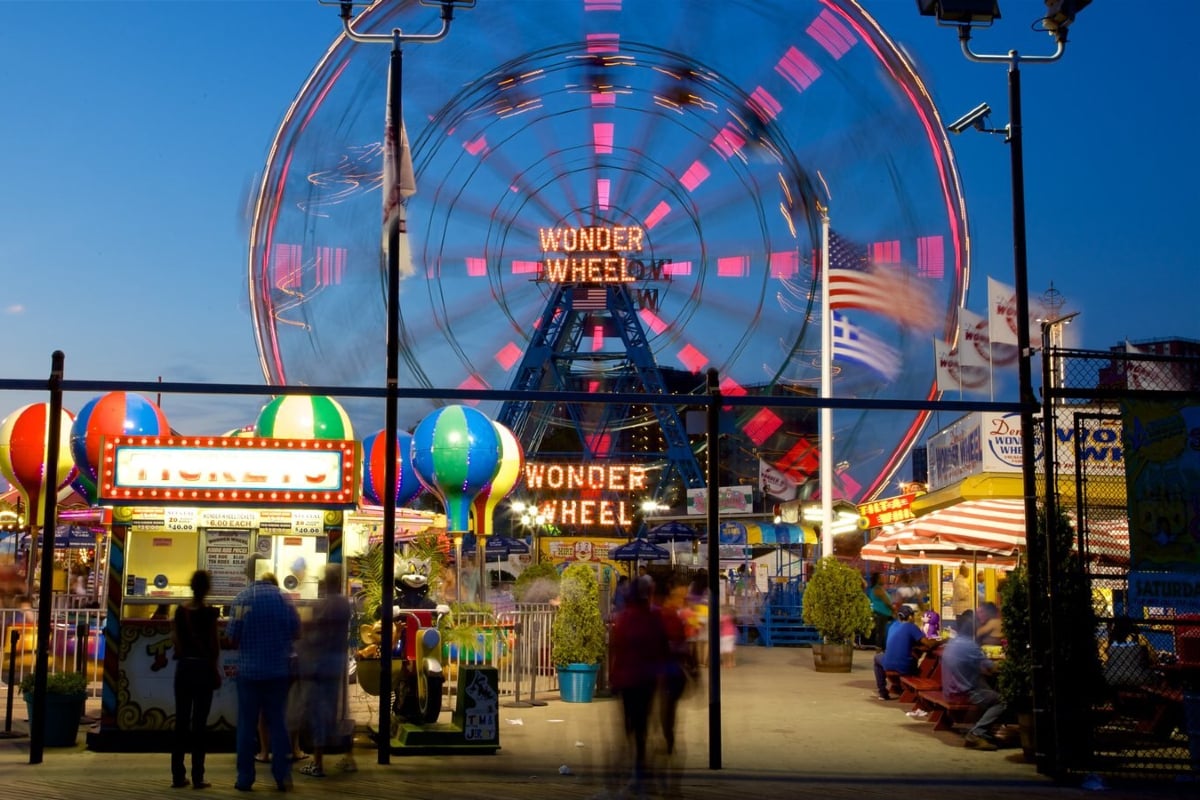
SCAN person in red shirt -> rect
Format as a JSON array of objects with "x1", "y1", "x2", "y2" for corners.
[{"x1": 608, "y1": 575, "x2": 667, "y2": 793}]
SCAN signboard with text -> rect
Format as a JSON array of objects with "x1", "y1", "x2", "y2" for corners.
[{"x1": 98, "y1": 435, "x2": 358, "y2": 507}]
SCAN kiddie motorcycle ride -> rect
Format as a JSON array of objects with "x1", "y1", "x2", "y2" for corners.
[{"x1": 355, "y1": 563, "x2": 448, "y2": 731}]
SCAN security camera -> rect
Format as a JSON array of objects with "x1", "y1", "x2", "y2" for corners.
[{"x1": 946, "y1": 102, "x2": 992, "y2": 134}]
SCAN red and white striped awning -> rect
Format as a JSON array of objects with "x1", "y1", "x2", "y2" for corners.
[
  {"x1": 860, "y1": 527, "x2": 1019, "y2": 570},
  {"x1": 861, "y1": 499, "x2": 1130, "y2": 570},
  {"x1": 897, "y1": 498, "x2": 1027, "y2": 555}
]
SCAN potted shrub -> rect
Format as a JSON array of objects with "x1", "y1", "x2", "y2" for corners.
[
  {"x1": 997, "y1": 562, "x2": 1035, "y2": 759},
  {"x1": 551, "y1": 562, "x2": 606, "y2": 702},
  {"x1": 800, "y1": 556, "x2": 873, "y2": 672},
  {"x1": 20, "y1": 670, "x2": 88, "y2": 747},
  {"x1": 999, "y1": 508, "x2": 1102, "y2": 764}
]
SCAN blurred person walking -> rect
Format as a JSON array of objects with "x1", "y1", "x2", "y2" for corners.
[
  {"x1": 608, "y1": 574, "x2": 668, "y2": 796},
  {"x1": 297, "y1": 564, "x2": 357, "y2": 777},
  {"x1": 170, "y1": 570, "x2": 221, "y2": 789}
]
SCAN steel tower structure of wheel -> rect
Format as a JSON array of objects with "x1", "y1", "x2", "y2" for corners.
[{"x1": 247, "y1": 0, "x2": 970, "y2": 506}]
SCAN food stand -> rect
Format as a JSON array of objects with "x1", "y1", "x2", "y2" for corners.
[{"x1": 86, "y1": 433, "x2": 358, "y2": 751}]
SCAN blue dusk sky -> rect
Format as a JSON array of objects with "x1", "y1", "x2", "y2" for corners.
[{"x1": 1, "y1": 0, "x2": 1197, "y2": 446}]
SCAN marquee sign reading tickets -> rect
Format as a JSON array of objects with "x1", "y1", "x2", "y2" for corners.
[{"x1": 98, "y1": 435, "x2": 358, "y2": 508}]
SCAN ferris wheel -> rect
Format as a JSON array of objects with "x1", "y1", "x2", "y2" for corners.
[{"x1": 247, "y1": 0, "x2": 969, "y2": 503}]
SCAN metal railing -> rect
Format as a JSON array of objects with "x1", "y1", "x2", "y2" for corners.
[
  {"x1": 0, "y1": 607, "x2": 105, "y2": 701},
  {"x1": 346, "y1": 604, "x2": 560, "y2": 718}
]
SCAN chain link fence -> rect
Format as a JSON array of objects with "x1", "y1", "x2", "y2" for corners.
[{"x1": 1042, "y1": 344, "x2": 1200, "y2": 780}]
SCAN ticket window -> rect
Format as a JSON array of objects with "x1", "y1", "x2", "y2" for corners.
[
  {"x1": 256, "y1": 533, "x2": 328, "y2": 601},
  {"x1": 123, "y1": 529, "x2": 203, "y2": 615}
]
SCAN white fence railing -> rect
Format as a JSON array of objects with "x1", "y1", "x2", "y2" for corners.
[
  {"x1": 0, "y1": 607, "x2": 106, "y2": 700},
  {"x1": 436, "y1": 604, "x2": 560, "y2": 701}
]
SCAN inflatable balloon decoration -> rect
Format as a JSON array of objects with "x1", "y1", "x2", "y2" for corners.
[
  {"x1": 70, "y1": 471, "x2": 99, "y2": 506},
  {"x1": 70, "y1": 391, "x2": 170, "y2": 506},
  {"x1": 361, "y1": 429, "x2": 423, "y2": 507},
  {"x1": 470, "y1": 421, "x2": 525, "y2": 538},
  {"x1": 410, "y1": 406, "x2": 501, "y2": 534},
  {"x1": 255, "y1": 395, "x2": 354, "y2": 440},
  {"x1": 0, "y1": 403, "x2": 77, "y2": 524}
]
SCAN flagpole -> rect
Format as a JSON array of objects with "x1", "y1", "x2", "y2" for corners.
[
  {"x1": 819, "y1": 209, "x2": 833, "y2": 558},
  {"x1": 334, "y1": 0, "x2": 467, "y2": 766}
]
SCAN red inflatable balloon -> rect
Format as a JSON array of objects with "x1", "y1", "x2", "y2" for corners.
[{"x1": 0, "y1": 403, "x2": 77, "y2": 522}]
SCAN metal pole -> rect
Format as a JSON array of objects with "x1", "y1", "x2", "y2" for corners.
[
  {"x1": 334, "y1": 3, "x2": 465, "y2": 761},
  {"x1": 704, "y1": 368, "x2": 722, "y2": 769},
  {"x1": 375, "y1": 35, "x2": 403, "y2": 765},
  {"x1": 1005, "y1": 59, "x2": 1060, "y2": 779},
  {"x1": 955, "y1": 26, "x2": 1066, "y2": 778},
  {"x1": 30, "y1": 349, "x2": 65, "y2": 764},
  {"x1": 819, "y1": 210, "x2": 834, "y2": 557},
  {"x1": 3, "y1": 629, "x2": 20, "y2": 737}
]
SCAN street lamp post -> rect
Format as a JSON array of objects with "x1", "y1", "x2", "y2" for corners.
[
  {"x1": 327, "y1": 0, "x2": 472, "y2": 765},
  {"x1": 918, "y1": 0, "x2": 1089, "y2": 778}
]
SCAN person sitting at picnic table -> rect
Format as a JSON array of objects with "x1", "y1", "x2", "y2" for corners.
[
  {"x1": 974, "y1": 601, "x2": 1004, "y2": 647},
  {"x1": 873, "y1": 606, "x2": 938, "y2": 701},
  {"x1": 941, "y1": 610, "x2": 1006, "y2": 750}
]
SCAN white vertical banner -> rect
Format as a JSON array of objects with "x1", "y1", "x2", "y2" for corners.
[
  {"x1": 933, "y1": 338, "x2": 963, "y2": 397},
  {"x1": 987, "y1": 276, "x2": 1019, "y2": 347},
  {"x1": 958, "y1": 308, "x2": 991, "y2": 369}
]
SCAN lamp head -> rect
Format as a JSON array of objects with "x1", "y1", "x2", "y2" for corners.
[
  {"x1": 916, "y1": 0, "x2": 1001, "y2": 26},
  {"x1": 1042, "y1": 1, "x2": 1091, "y2": 34}
]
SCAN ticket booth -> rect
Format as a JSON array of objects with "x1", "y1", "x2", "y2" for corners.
[{"x1": 87, "y1": 434, "x2": 358, "y2": 751}]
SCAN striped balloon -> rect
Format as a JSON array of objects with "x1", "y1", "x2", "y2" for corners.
[
  {"x1": 71, "y1": 470, "x2": 98, "y2": 506},
  {"x1": 410, "y1": 406, "x2": 501, "y2": 534},
  {"x1": 70, "y1": 391, "x2": 171, "y2": 483},
  {"x1": 255, "y1": 395, "x2": 354, "y2": 440},
  {"x1": 0, "y1": 403, "x2": 77, "y2": 522},
  {"x1": 361, "y1": 429, "x2": 423, "y2": 508},
  {"x1": 470, "y1": 422, "x2": 525, "y2": 537}
]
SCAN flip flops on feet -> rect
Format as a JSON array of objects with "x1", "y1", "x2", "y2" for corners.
[{"x1": 299, "y1": 763, "x2": 325, "y2": 778}]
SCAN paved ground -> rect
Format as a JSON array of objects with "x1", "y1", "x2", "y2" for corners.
[{"x1": 1, "y1": 646, "x2": 1195, "y2": 799}]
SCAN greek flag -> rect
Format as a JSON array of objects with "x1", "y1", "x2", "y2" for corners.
[{"x1": 831, "y1": 311, "x2": 900, "y2": 381}]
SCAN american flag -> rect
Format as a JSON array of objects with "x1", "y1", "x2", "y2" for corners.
[
  {"x1": 573, "y1": 286, "x2": 609, "y2": 310},
  {"x1": 826, "y1": 231, "x2": 936, "y2": 329},
  {"x1": 831, "y1": 311, "x2": 900, "y2": 381}
]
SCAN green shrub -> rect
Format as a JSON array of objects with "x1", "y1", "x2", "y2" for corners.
[
  {"x1": 551, "y1": 563, "x2": 606, "y2": 666},
  {"x1": 19, "y1": 670, "x2": 88, "y2": 696},
  {"x1": 801, "y1": 556, "x2": 873, "y2": 645}
]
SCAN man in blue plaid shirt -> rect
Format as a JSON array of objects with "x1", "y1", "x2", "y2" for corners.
[{"x1": 227, "y1": 554, "x2": 301, "y2": 791}]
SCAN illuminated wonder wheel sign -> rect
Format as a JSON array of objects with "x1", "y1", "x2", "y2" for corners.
[{"x1": 248, "y1": 1, "x2": 969, "y2": 502}]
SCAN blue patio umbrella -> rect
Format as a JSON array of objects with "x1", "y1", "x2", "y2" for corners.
[
  {"x1": 646, "y1": 521, "x2": 703, "y2": 543},
  {"x1": 610, "y1": 537, "x2": 669, "y2": 573},
  {"x1": 462, "y1": 535, "x2": 530, "y2": 561}
]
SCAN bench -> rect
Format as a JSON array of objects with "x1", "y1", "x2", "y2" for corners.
[
  {"x1": 917, "y1": 690, "x2": 981, "y2": 732},
  {"x1": 898, "y1": 650, "x2": 943, "y2": 703},
  {"x1": 899, "y1": 676, "x2": 940, "y2": 704}
]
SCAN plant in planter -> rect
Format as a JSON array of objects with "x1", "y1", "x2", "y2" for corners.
[
  {"x1": 801, "y1": 556, "x2": 873, "y2": 672},
  {"x1": 999, "y1": 508, "x2": 1102, "y2": 764},
  {"x1": 551, "y1": 562, "x2": 606, "y2": 702},
  {"x1": 20, "y1": 670, "x2": 88, "y2": 747}
]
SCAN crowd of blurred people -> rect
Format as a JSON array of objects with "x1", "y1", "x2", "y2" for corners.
[{"x1": 603, "y1": 568, "x2": 727, "y2": 797}]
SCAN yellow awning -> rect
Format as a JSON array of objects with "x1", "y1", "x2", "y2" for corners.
[{"x1": 912, "y1": 472, "x2": 1127, "y2": 516}]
